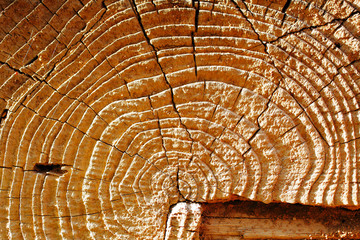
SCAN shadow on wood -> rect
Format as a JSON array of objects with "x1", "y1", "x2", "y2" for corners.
[{"x1": 200, "y1": 200, "x2": 360, "y2": 239}]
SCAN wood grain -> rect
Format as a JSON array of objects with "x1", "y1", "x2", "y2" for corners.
[
  {"x1": 201, "y1": 200, "x2": 360, "y2": 239},
  {"x1": 0, "y1": 0, "x2": 360, "y2": 239}
]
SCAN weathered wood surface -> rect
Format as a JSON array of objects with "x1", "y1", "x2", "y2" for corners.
[
  {"x1": 0, "y1": 0, "x2": 360, "y2": 239},
  {"x1": 200, "y1": 200, "x2": 360, "y2": 239}
]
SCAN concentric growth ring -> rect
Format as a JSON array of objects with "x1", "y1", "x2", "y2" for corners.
[{"x1": 0, "y1": 0, "x2": 360, "y2": 239}]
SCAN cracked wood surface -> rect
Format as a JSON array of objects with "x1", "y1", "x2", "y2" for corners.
[{"x1": 0, "y1": 0, "x2": 360, "y2": 239}]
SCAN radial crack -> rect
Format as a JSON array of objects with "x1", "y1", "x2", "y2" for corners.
[
  {"x1": 281, "y1": 0, "x2": 292, "y2": 13},
  {"x1": 230, "y1": 0, "x2": 268, "y2": 54},
  {"x1": 128, "y1": 0, "x2": 194, "y2": 143},
  {"x1": 0, "y1": 61, "x2": 39, "y2": 81},
  {"x1": 269, "y1": 10, "x2": 359, "y2": 44},
  {"x1": 147, "y1": 96, "x2": 169, "y2": 165},
  {"x1": 191, "y1": 0, "x2": 199, "y2": 77},
  {"x1": 16, "y1": 103, "x2": 123, "y2": 154}
]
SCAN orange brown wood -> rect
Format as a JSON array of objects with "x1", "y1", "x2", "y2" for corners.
[{"x1": 1, "y1": 0, "x2": 360, "y2": 239}]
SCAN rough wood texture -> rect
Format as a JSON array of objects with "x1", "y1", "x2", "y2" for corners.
[
  {"x1": 201, "y1": 200, "x2": 360, "y2": 239},
  {"x1": 0, "y1": 0, "x2": 360, "y2": 239}
]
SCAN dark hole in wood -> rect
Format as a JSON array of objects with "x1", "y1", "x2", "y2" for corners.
[
  {"x1": 25, "y1": 55, "x2": 38, "y2": 66},
  {"x1": 34, "y1": 163, "x2": 67, "y2": 174},
  {"x1": 335, "y1": 42, "x2": 341, "y2": 48},
  {"x1": 281, "y1": 0, "x2": 292, "y2": 13},
  {"x1": 0, "y1": 109, "x2": 8, "y2": 124},
  {"x1": 200, "y1": 200, "x2": 360, "y2": 239}
]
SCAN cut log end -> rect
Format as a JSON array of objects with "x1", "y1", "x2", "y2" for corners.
[{"x1": 1, "y1": 0, "x2": 360, "y2": 239}]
